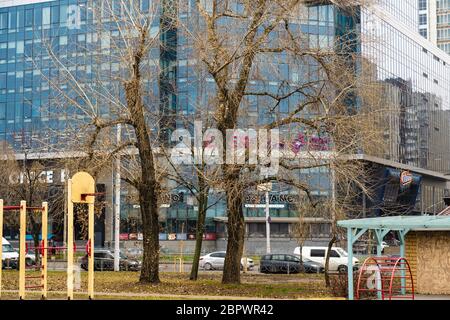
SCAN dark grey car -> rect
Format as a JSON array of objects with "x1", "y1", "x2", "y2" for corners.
[
  {"x1": 259, "y1": 254, "x2": 324, "y2": 274},
  {"x1": 80, "y1": 250, "x2": 141, "y2": 271}
]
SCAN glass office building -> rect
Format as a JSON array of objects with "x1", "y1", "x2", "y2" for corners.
[
  {"x1": 360, "y1": 3, "x2": 450, "y2": 217},
  {"x1": 417, "y1": 0, "x2": 450, "y2": 55},
  {"x1": 1, "y1": 1, "x2": 449, "y2": 250}
]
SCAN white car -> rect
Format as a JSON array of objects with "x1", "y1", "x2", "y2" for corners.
[
  {"x1": 2, "y1": 237, "x2": 37, "y2": 268},
  {"x1": 293, "y1": 246, "x2": 359, "y2": 273},
  {"x1": 199, "y1": 251, "x2": 254, "y2": 270}
]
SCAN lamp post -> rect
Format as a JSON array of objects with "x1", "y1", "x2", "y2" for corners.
[
  {"x1": 257, "y1": 175, "x2": 272, "y2": 254},
  {"x1": 114, "y1": 124, "x2": 121, "y2": 271}
]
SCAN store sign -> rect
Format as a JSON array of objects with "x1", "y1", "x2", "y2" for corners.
[
  {"x1": 159, "y1": 193, "x2": 184, "y2": 204},
  {"x1": 245, "y1": 194, "x2": 299, "y2": 204},
  {"x1": 9, "y1": 169, "x2": 69, "y2": 185},
  {"x1": 168, "y1": 233, "x2": 177, "y2": 240},
  {"x1": 129, "y1": 233, "x2": 138, "y2": 240},
  {"x1": 400, "y1": 171, "x2": 413, "y2": 186},
  {"x1": 188, "y1": 234, "x2": 196, "y2": 240},
  {"x1": 203, "y1": 233, "x2": 217, "y2": 241}
]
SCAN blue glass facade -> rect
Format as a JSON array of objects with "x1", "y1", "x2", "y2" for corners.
[
  {"x1": 0, "y1": 0, "x2": 160, "y2": 152},
  {"x1": 1, "y1": 1, "x2": 449, "y2": 241}
]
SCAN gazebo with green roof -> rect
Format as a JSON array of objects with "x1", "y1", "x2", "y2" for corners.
[{"x1": 337, "y1": 215, "x2": 450, "y2": 300}]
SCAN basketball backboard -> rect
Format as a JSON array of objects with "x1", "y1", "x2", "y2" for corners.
[{"x1": 71, "y1": 172, "x2": 95, "y2": 204}]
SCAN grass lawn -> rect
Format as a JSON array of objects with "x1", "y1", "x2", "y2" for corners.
[{"x1": 0, "y1": 270, "x2": 335, "y2": 300}]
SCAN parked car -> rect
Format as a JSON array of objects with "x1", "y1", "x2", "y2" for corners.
[
  {"x1": 293, "y1": 246, "x2": 359, "y2": 273},
  {"x1": 2, "y1": 237, "x2": 36, "y2": 269},
  {"x1": 259, "y1": 254, "x2": 324, "y2": 274},
  {"x1": 80, "y1": 249, "x2": 141, "y2": 271},
  {"x1": 354, "y1": 240, "x2": 390, "y2": 255},
  {"x1": 199, "y1": 251, "x2": 254, "y2": 270}
]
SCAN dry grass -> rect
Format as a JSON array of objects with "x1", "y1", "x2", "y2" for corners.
[{"x1": 0, "y1": 271, "x2": 333, "y2": 300}]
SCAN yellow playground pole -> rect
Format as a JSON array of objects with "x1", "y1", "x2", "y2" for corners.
[
  {"x1": 19, "y1": 200, "x2": 26, "y2": 300},
  {"x1": 67, "y1": 179, "x2": 74, "y2": 300},
  {"x1": 69, "y1": 172, "x2": 96, "y2": 300},
  {"x1": 0, "y1": 199, "x2": 3, "y2": 299},
  {"x1": 88, "y1": 200, "x2": 95, "y2": 299},
  {"x1": 41, "y1": 202, "x2": 48, "y2": 299}
]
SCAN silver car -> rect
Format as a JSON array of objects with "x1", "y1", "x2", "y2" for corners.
[{"x1": 199, "y1": 251, "x2": 254, "y2": 270}]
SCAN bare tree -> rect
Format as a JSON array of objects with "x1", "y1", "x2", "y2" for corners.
[
  {"x1": 39, "y1": 0, "x2": 388, "y2": 287},
  {"x1": 0, "y1": 143, "x2": 65, "y2": 265},
  {"x1": 172, "y1": 0, "x2": 384, "y2": 284},
  {"x1": 43, "y1": 0, "x2": 167, "y2": 283}
]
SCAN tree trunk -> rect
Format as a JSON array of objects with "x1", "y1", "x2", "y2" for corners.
[
  {"x1": 190, "y1": 207, "x2": 206, "y2": 281},
  {"x1": 139, "y1": 186, "x2": 160, "y2": 284},
  {"x1": 190, "y1": 174, "x2": 209, "y2": 281},
  {"x1": 124, "y1": 47, "x2": 161, "y2": 284},
  {"x1": 324, "y1": 234, "x2": 337, "y2": 287},
  {"x1": 222, "y1": 191, "x2": 245, "y2": 284}
]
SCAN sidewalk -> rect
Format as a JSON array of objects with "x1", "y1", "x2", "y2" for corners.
[
  {"x1": 0, "y1": 289, "x2": 341, "y2": 300},
  {"x1": 413, "y1": 295, "x2": 450, "y2": 300}
]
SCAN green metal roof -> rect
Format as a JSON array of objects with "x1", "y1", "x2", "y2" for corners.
[{"x1": 337, "y1": 215, "x2": 450, "y2": 230}]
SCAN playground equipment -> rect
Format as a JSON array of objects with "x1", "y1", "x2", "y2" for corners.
[
  {"x1": 173, "y1": 257, "x2": 184, "y2": 272},
  {"x1": 0, "y1": 171, "x2": 98, "y2": 300},
  {"x1": 356, "y1": 256, "x2": 415, "y2": 300},
  {"x1": 0, "y1": 200, "x2": 48, "y2": 299},
  {"x1": 68, "y1": 171, "x2": 99, "y2": 300}
]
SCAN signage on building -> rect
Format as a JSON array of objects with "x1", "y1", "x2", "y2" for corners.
[
  {"x1": 129, "y1": 233, "x2": 138, "y2": 240},
  {"x1": 400, "y1": 170, "x2": 413, "y2": 186},
  {"x1": 159, "y1": 193, "x2": 184, "y2": 204},
  {"x1": 188, "y1": 234, "x2": 196, "y2": 240},
  {"x1": 244, "y1": 194, "x2": 299, "y2": 204},
  {"x1": 168, "y1": 233, "x2": 177, "y2": 241},
  {"x1": 9, "y1": 169, "x2": 69, "y2": 185},
  {"x1": 203, "y1": 233, "x2": 217, "y2": 241},
  {"x1": 134, "y1": 193, "x2": 184, "y2": 209}
]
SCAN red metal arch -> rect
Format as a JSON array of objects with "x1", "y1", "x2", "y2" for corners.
[
  {"x1": 356, "y1": 256, "x2": 414, "y2": 300},
  {"x1": 388, "y1": 257, "x2": 415, "y2": 300}
]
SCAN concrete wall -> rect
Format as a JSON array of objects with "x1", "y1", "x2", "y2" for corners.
[
  {"x1": 406, "y1": 231, "x2": 450, "y2": 294},
  {"x1": 216, "y1": 238, "x2": 331, "y2": 255},
  {"x1": 117, "y1": 240, "x2": 217, "y2": 255},
  {"x1": 114, "y1": 237, "x2": 331, "y2": 255}
]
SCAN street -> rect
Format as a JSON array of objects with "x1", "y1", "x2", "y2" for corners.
[{"x1": 43, "y1": 261, "x2": 259, "y2": 274}]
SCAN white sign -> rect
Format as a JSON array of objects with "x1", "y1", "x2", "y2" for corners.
[
  {"x1": 9, "y1": 169, "x2": 69, "y2": 185},
  {"x1": 244, "y1": 204, "x2": 285, "y2": 209}
]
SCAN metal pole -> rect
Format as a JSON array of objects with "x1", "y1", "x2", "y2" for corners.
[
  {"x1": 63, "y1": 169, "x2": 67, "y2": 260},
  {"x1": 399, "y1": 230, "x2": 406, "y2": 295},
  {"x1": 265, "y1": 189, "x2": 270, "y2": 253},
  {"x1": 19, "y1": 200, "x2": 26, "y2": 300},
  {"x1": 265, "y1": 173, "x2": 270, "y2": 254},
  {"x1": 67, "y1": 179, "x2": 74, "y2": 300},
  {"x1": 375, "y1": 230, "x2": 382, "y2": 300},
  {"x1": 41, "y1": 202, "x2": 48, "y2": 299},
  {"x1": 114, "y1": 124, "x2": 121, "y2": 271},
  {"x1": 347, "y1": 227, "x2": 353, "y2": 300},
  {"x1": 88, "y1": 201, "x2": 95, "y2": 299}
]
